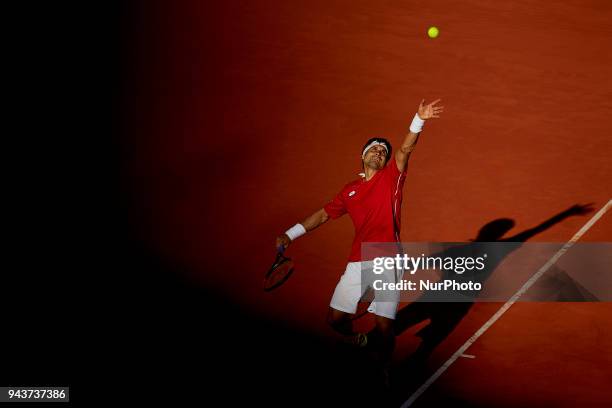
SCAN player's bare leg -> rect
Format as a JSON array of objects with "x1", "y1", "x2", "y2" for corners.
[
  {"x1": 374, "y1": 315, "x2": 395, "y2": 359},
  {"x1": 374, "y1": 315, "x2": 395, "y2": 387},
  {"x1": 327, "y1": 307, "x2": 353, "y2": 335},
  {"x1": 327, "y1": 307, "x2": 368, "y2": 347}
]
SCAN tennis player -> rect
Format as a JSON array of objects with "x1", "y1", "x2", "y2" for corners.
[{"x1": 276, "y1": 99, "x2": 443, "y2": 378}]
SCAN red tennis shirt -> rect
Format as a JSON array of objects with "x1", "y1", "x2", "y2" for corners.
[{"x1": 324, "y1": 161, "x2": 407, "y2": 262}]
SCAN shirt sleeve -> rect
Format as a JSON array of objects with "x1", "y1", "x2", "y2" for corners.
[
  {"x1": 384, "y1": 159, "x2": 408, "y2": 178},
  {"x1": 382, "y1": 160, "x2": 408, "y2": 197},
  {"x1": 323, "y1": 190, "x2": 347, "y2": 220}
]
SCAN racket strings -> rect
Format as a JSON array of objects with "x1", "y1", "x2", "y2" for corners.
[{"x1": 263, "y1": 257, "x2": 294, "y2": 291}]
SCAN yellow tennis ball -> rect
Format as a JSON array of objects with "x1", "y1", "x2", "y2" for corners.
[{"x1": 427, "y1": 26, "x2": 439, "y2": 38}]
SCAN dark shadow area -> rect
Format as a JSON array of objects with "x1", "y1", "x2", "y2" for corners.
[
  {"x1": 0, "y1": 1, "x2": 124, "y2": 398},
  {"x1": 101, "y1": 236, "x2": 402, "y2": 407}
]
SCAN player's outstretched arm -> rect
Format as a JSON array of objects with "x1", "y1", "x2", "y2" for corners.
[
  {"x1": 276, "y1": 208, "x2": 330, "y2": 251},
  {"x1": 395, "y1": 99, "x2": 444, "y2": 171}
]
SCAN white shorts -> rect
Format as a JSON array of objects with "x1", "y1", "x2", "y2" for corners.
[{"x1": 330, "y1": 260, "x2": 402, "y2": 320}]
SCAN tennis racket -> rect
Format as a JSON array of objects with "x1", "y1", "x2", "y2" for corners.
[{"x1": 263, "y1": 247, "x2": 295, "y2": 292}]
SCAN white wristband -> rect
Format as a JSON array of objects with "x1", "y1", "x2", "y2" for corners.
[
  {"x1": 285, "y1": 223, "x2": 306, "y2": 241},
  {"x1": 409, "y1": 113, "x2": 425, "y2": 133}
]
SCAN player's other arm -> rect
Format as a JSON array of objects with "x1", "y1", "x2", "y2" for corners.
[
  {"x1": 276, "y1": 208, "x2": 330, "y2": 250},
  {"x1": 395, "y1": 99, "x2": 444, "y2": 171}
]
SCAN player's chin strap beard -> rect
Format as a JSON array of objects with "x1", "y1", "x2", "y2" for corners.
[{"x1": 358, "y1": 157, "x2": 384, "y2": 178}]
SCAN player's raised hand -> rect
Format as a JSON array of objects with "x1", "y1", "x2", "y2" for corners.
[
  {"x1": 417, "y1": 99, "x2": 444, "y2": 120},
  {"x1": 565, "y1": 203, "x2": 595, "y2": 216}
]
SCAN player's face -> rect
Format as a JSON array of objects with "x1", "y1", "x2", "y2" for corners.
[{"x1": 363, "y1": 145, "x2": 387, "y2": 170}]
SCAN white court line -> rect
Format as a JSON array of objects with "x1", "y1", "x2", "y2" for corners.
[{"x1": 401, "y1": 199, "x2": 612, "y2": 408}]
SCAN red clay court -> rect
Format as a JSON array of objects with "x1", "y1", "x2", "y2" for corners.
[{"x1": 122, "y1": 1, "x2": 612, "y2": 406}]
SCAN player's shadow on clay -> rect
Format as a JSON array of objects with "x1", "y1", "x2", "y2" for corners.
[{"x1": 370, "y1": 203, "x2": 594, "y2": 394}]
